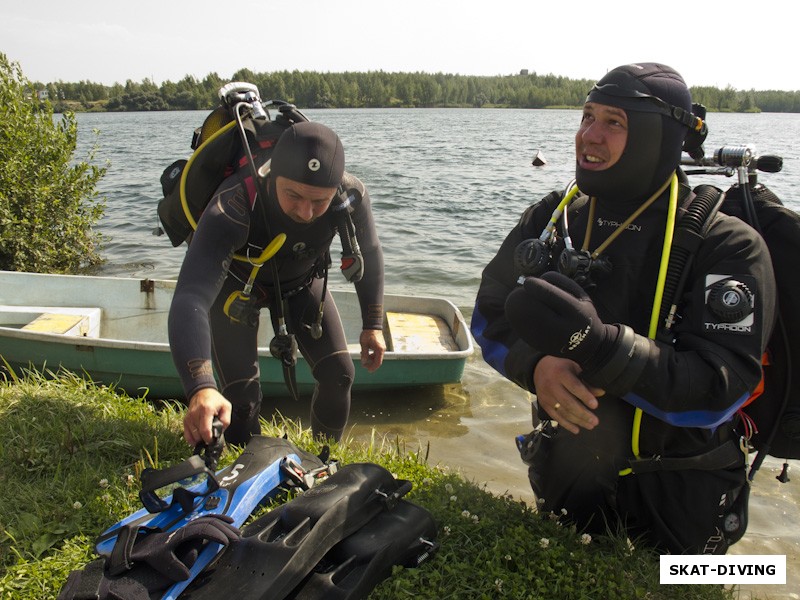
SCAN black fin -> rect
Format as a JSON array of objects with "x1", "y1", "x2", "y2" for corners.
[{"x1": 184, "y1": 463, "x2": 411, "y2": 600}]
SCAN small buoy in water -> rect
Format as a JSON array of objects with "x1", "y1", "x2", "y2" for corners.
[{"x1": 532, "y1": 150, "x2": 547, "y2": 167}]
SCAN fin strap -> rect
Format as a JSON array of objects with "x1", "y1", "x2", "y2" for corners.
[{"x1": 107, "y1": 525, "x2": 155, "y2": 576}]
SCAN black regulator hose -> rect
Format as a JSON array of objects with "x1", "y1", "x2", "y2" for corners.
[{"x1": 657, "y1": 184, "x2": 726, "y2": 338}]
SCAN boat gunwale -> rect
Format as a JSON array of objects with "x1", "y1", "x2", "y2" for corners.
[{"x1": 0, "y1": 272, "x2": 475, "y2": 360}]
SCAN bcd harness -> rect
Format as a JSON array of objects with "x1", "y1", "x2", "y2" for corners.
[
  {"x1": 156, "y1": 82, "x2": 364, "y2": 401},
  {"x1": 517, "y1": 175, "x2": 748, "y2": 479},
  {"x1": 526, "y1": 163, "x2": 799, "y2": 487}
]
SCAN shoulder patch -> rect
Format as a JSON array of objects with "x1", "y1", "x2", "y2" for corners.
[{"x1": 703, "y1": 274, "x2": 756, "y2": 334}]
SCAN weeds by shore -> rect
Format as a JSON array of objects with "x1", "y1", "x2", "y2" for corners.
[{"x1": 0, "y1": 369, "x2": 735, "y2": 599}]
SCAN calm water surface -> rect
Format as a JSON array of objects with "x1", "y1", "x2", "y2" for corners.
[{"x1": 75, "y1": 108, "x2": 800, "y2": 597}]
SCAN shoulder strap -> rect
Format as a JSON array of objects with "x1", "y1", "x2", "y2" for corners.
[
  {"x1": 656, "y1": 184, "x2": 726, "y2": 341},
  {"x1": 330, "y1": 186, "x2": 364, "y2": 282}
]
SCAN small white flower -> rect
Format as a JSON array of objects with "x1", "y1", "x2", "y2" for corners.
[
  {"x1": 472, "y1": 514, "x2": 479, "y2": 524},
  {"x1": 72, "y1": 501, "x2": 82, "y2": 510},
  {"x1": 560, "y1": 508, "x2": 568, "y2": 516},
  {"x1": 443, "y1": 525, "x2": 451, "y2": 536},
  {"x1": 98, "y1": 478, "x2": 109, "y2": 489},
  {"x1": 445, "y1": 483, "x2": 454, "y2": 494},
  {"x1": 422, "y1": 478, "x2": 433, "y2": 486},
  {"x1": 581, "y1": 533, "x2": 592, "y2": 545},
  {"x1": 461, "y1": 510, "x2": 471, "y2": 519},
  {"x1": 539, "y1": 538, "x2": 550, "y2": 548},
  {"x1": 495, "y1": 578, "x2": 503, "y2": 591},
  {"x1": 450, "y1": 495, "x2": 458, "y2": 502},
  {"x1": 536, "y1": 497, "x2": 545, "y2": 507},
  {"x1": 505, "y1": 554, "x2": 512, "y2": 561}
]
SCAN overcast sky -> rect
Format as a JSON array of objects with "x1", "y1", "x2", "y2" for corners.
[{"x1": 2, "y1": 0, "x2": 794, "y2": 91}]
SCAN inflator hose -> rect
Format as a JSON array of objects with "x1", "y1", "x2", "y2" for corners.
[{"x1": 657, "y1": 185, "x2": 725, "y2": 338}]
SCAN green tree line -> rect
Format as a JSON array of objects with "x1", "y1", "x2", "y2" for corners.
[{"x1": 30, "y1": 70, "x2": 800, "y2": 113}]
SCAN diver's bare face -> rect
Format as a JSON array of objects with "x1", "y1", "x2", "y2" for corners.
[
  {"x1": 276, "y1": 176, "x2": 337, "y2": 224},
  {"x1": 575, "y1": 102, "x2": 629, "y2": 171}
]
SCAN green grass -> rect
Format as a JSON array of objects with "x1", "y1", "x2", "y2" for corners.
[{"x1": 0, "y1": 368, "x2": 737, "y2": 599}]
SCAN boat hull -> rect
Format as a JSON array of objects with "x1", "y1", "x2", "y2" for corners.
[{"x1": 0, "y1": 271, "x2": 473, "y2": 399}]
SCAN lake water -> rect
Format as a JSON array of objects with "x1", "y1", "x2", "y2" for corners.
[{"x1": 75, "y1": 108, "x2": 800, "y2": 597}]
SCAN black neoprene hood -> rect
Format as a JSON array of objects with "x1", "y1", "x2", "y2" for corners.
[
  {"x1": 270, "y1": 121, "x2": 345, "y2": 188},
  {"x1": 576, "y1": 63, "x2": 693, "y2": 202}
]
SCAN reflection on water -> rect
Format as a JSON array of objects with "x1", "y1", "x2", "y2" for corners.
[
  {"x1": 728, "y1": 459, "x2": 800, "y2": 598},
  {"x1": 269, "y1": 380, "x2": 473, "y2": 441}
]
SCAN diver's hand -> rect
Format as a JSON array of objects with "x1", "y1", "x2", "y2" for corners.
[
  {"x1": 533, "y1": 356, "x2": 604, "y2": 434},
  {"x1": 184, "y1": 388, "x2": 231, "y2": 446},
  {"x1": 506, "y1": 271, "x2": 620, "y2": 368},
  {"x1": 359, "y1": 329, "x2": 386, "y2": 372}
]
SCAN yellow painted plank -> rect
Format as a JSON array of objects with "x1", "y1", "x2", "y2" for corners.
[
  {"x1": 385, "y1": 312, "x2": 457, "y2": 353},
  {"x1": 22, "y1": 313, "x2": 85, "y2": 335}
]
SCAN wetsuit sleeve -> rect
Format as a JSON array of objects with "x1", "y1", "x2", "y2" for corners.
[
  {"x1": 168, "y1": 178, "x2": 250, "y2": 399},
  {"x1": 346, "y1": 174, "x2": 385, "y2": 331},
  {"x1": 617, "y1": 215, "x2": 776, "y2": 428},
  {"x1": 471, "y1": 195, "x2": 558, "y2": 391}
]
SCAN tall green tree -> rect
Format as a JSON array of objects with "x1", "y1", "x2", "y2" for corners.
[{"x1": 0, "y1": 54, "x2": 106, "y2": 273}]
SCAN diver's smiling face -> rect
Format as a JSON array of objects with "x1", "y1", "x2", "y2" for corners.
[
  {"x1": 575, "y1": 102, "x2": 629, "y2": 171},
  {"x1": 275, "y1": 176, "x2": 337, "y2": 224}
]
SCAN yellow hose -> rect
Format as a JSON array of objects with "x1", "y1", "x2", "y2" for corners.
[
  {"x1": 179, "y1": 120, "x2": 237, "y2": 231},
  {"x1": 619, "y1": 173, "x2": 679, "y2": 475},
  {"x1": 179, "y1": 119, "x2": 279, "y2": 263}
]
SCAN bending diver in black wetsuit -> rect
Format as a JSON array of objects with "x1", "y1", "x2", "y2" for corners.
[{"x1": 169, "y1": 121, "x2": 386, "y2": 446}]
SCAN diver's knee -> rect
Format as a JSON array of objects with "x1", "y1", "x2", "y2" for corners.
[{"x1": 314, "y1": 352, "x2": 354, "y2": 389}]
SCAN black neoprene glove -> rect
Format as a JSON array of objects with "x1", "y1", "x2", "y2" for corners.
[
  {"x1": 107, "y1": 514, "x2": 241, "y2": 582},
  {"x1": 505, "y1": 271, "x2": 619, "y2": 366},
  {"x1": 505, "y1": 271, "x2": 651, "y2": 393}
]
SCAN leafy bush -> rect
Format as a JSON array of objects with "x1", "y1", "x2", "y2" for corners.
[{"x1": 0, "y1": 53, "x2": 106, "y2": 273}]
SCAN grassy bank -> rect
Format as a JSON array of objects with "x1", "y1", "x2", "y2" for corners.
[{"x1": 0, "y1": 369, "x2": 734, "y2": 599}]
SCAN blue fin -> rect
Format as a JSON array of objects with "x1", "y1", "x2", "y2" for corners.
[{"x1": 88, "y1": 435, "x2": 326, "y2": 600}]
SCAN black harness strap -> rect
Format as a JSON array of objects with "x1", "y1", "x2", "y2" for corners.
[{"x1": 629, "y1": 439, "x2": 744, "y2": 474}]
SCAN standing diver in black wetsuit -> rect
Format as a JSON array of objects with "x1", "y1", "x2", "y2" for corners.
[
  {"x1": 471, "y1": 63, "x2": 776, "y2": 554},
  {"x1": 169, "y1": 121, "x2": 385, "y2": 447}
]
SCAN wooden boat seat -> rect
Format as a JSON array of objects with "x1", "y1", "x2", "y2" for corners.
[
  {"x1": 0, "y1": 305, "x2": 101, "y2": 337},
  {"x1": 384, "y1": 311, "x2": 459, "y2": 353}
]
